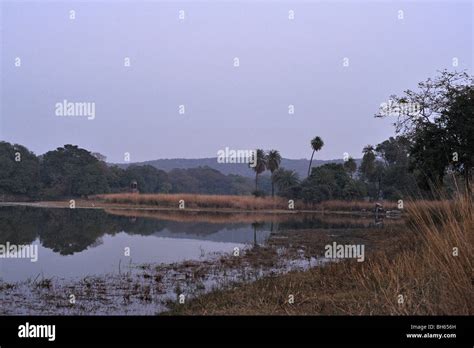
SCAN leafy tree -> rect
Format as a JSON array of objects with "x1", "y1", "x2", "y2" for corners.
[
  {"x1": 266, "y1": 150, "x2": 282, "y2": 197},
  {"x1": 375, "y1": 136, "x2": 418, "y2": 199},
  {"x1": 40, "y1": 145, "x2": 109, "y2": 197},
  {"x1": 0, "y1": 142, "x2": 40, "y2": 197},
  {"x1": 123, "y1": 165, "x2": 167, "y2": 193},
  {"x1": 443, "y1": 85, "x2": 474, "y2": 192},
  {"x1": 376, "y1": 70, "x2": 473, "y2": 193},
  {"x1": 301, "y1": 163, "x2": 364, "y2": 203},
  {"x1": 343, "y1": 157, "x2": 357, "y2": 179},
  {"x1": 308, "y1": 136, "x2": 324, "y2": 177},
  {"x1": 105, "y1": 165, "x2": 126, "y2": 193}
]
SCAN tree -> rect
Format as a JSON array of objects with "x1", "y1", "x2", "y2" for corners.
[
  {"x1": 250, "y1": 149, "x2": 267, "y2": 194},
  {"x1": 308, "y1": 136, "x2": 324, "y2": 177},
  {"x1": 301, "y1": 163, "x2": 364, "y2": 203},
  {"x1": 0, "y1": 142, "x2": 40, "y2": 197},
  {"x1": 443, "y1": 86, "x2": 474, "y2": 193},
  {"x1": 266, "y1": 150, "x2": 282, "y2": 197},
  {"x1": 123, "y1": 165, "x2": 168, "y2": 193},
  {"x1": 41, "y1": 145, "x2": 109, "y2": 197},
  {"x1": 358, "y1": 145, "x2": 380, "y2": 199},
  {"x1": 359, "y1": 145, "x2": 376, "y2": 182},
  {"x1": 343, "y1": 157, "x2": 357, "y2": 179},
  {"x1": 273, "y1": 168, "x2": 300, "y2": 198},
  {"x1": 375, "y1": 136, "x2": 418, "y2": 199},
  {"x1": 91, "y1": 152, "x2": 107, "y2": 162},
  {"x1": 375, "y1": 70, "x2": 473, "y2": 193}
]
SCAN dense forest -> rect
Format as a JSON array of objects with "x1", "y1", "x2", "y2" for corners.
[{"x1": 0, "y1": 71, "x2": 471, "y2": 202}]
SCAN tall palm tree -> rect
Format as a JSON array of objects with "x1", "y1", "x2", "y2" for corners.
[
  {"x1": 250, "y1": 149, "x2": 267, "y2": 192},
  {"x1": 308, "y1": 136, "x2": 324, "y2": 177},
  {"x1": 266, "y1": 150, "x2": 282, "y2": 197}
]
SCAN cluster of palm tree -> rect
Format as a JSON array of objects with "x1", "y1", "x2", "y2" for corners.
[
  {"x1": 249, "y1": 149, "x2": 282, "y2": 196},
  {"x1": 249, "y1": 136, "x2": 325, "y2": 197}
]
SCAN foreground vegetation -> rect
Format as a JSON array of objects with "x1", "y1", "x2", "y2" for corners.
[{"x1": 166, "y1": 196, "x2": 472, "y2": 315}]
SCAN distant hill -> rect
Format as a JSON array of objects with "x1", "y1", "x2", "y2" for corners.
[{"x1": 111, "y1": 158, "x2": 361, "y2": 179}]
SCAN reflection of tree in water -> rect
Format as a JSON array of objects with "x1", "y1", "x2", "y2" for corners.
[
  {"x1": 164, "y1": 221, "x2": 256, "y2": 235},
  {"x1": 0, "y1": 207, "x2": 42, "y2": 245},
  {"x1": 0, "y1": 207, "x2": 388, "y2": 255},
  {"x1": 251, "y1": 222, "x2": 266, "y2": 248},
  {"x1": 0, "y1": 207, "x2": 273, "y2": 255},
  {"x1": 0, "y1": 207, "x2": 169, "y2": 255},
  {"x1": 38, "y1": 209, "x2": 118, "y2": 255}
]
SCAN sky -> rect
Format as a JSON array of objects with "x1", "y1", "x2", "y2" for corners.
[{"x1": 1, "y1": 0, "x2": 472, "y2": 163}]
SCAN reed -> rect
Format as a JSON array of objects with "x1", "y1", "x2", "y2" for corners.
[{"x1": 167, "y1": 195, "x2": 473, "y2": 315}]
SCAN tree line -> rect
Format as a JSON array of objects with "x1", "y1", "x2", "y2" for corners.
[
  {"x1": 0, "y1": 143, "x2": 269, "y2": 199},
  {"x1": 252, "y1": 70, "x2": 472, "y2": 201},
  {"x1": 0, "y1": 71, "x2": 471, "y2": 202}
]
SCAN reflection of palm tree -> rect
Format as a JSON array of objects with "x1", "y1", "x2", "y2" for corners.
[
  {"x1": 251, "y1": 222, "x2": 258, "y2": 247},
  {"x1": 266, "y1": 150, "x2": 282, "y2": 197},
  {"x1": 251, "y1": 222, "x2": 265, "y2": 248},
  {"x1": 308, "y1": 136, "x2": 324, "y2": 177}
]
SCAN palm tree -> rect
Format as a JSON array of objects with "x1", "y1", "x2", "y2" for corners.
[
  {"x1": 266, "y1": 150, "x2": 282, "y2": 197},
  {"x1": 250, "y1": 149, "x2": 267, "y2": 192},
  {"x1": 362, "y1": 144, "x2": 375, "y2": 155},
  {"x1": 308, "y1": 136, "x2": 324, "y2": 177},
  {"x1": 343, "y1": 157, "x2": 357, "y2": 179},
  {"x1": 274, "y1": 168, "x2": 300, "y2": 196}
]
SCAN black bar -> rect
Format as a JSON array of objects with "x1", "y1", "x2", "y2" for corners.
[{"x1": 0, "y1": 316, "x2": 471, "y2": 346}]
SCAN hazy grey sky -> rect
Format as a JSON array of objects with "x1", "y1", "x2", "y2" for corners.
[{"x1": 1, "y1": 0, "x2": 472, "y2": 162}]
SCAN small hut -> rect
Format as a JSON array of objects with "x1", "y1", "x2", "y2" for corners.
[{"x1": 130, "y1": 180, "x2": 139, "y2": 194}]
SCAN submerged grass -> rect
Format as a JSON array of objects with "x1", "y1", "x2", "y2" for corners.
[{"x1": 166, "y1": 195, "x2": 473, "y2": 315}]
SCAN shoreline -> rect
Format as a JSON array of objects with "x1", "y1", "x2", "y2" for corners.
[{"x1": 0, "y1": 200, "x2": 400, "y2": 217}]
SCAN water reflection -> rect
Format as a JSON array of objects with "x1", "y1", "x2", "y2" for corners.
[
  {"x1": 0, "y1": 206, "x2": 401, "y2": 282},
  {"x1": 0, "y1": 207, "x2": 401, "y2": 256}
]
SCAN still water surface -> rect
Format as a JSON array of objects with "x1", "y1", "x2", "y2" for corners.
[{"x1": 0, "y1": 206, "x2": 389, "y2": 282}]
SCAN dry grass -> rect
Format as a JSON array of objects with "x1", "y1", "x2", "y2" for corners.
[
  {"x1": 166, "y1": 195, "x2": 473, "y2": 315},
  {"x1": 94, "y1": 193, "x2": 399, "y2": 212},
  {"x1": 95, "y1": 193, "x2": 288, "y2": 210}
]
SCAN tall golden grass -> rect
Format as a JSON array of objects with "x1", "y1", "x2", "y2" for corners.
[
  {"x1": 167, "y1": 195, "x2": 473, "y2": 315},
  {"x1": 95, "y1": 193, "x2": 287, "y2": 210},
  {"x1": 94, "y1": 193, "x2": 398, "y2": 212}
]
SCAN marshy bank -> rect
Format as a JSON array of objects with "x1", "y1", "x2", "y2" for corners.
[
  {"x1": 167, "y1": 197, "x2": 473, "y2": 315},
  {"x1": 1, "y1": 197, "x2": 468, "y2": 315}
]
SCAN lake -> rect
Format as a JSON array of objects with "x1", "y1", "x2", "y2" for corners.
[
  {"x1": 0, "y1": 206, "x2": 398, "y2": 283},
  {"x1": 0, "y1": 205, "x2": 403, "y2": 314}
]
